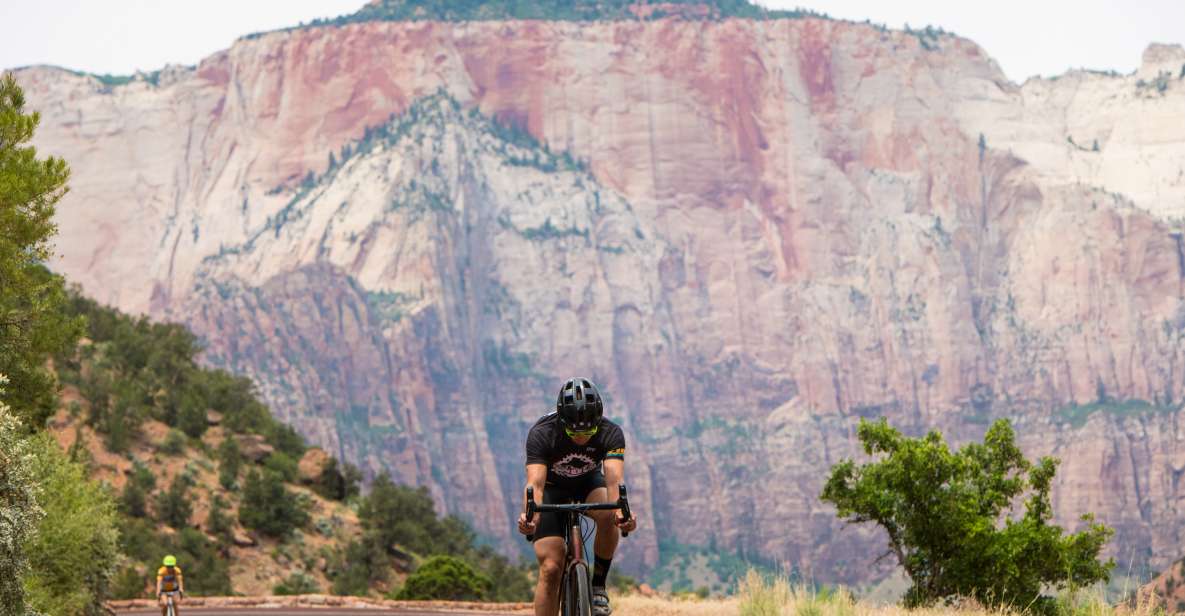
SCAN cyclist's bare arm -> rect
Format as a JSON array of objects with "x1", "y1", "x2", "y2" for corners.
[
  {"x1": 603, "y1": 459, "x2": 636, "y2": 531},
  {"x1": 525, "y1": 464, "x2": 546, "y2": 504},
  {"x1": 604, "y1": 459, "x2": 624, "y2": 503}
]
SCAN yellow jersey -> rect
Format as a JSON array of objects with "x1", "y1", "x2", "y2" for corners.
[{"x1": 157, "y1": 566, "x2": 183, "y2": 592}]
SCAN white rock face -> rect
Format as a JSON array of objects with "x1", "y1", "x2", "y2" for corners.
[
  {"x1": 15, "y1": 21, "x2": 1185, "y2": 581},
  {"x1": 954, "y1": 43, "x2": 1185, "y2": 220}
]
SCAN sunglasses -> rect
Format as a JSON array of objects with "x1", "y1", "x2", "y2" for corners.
[{"x1": 564, "y1": 425, "x2": 599, "y2": 439}]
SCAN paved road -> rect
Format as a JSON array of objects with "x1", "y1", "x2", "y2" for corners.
[{"x1": 117, "y1": 609, "x2": 521, "y2": 616}]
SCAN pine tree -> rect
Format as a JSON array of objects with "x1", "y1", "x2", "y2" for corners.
[{"x1": 0, "y1": 72, "x2": 83, "y2": 425}]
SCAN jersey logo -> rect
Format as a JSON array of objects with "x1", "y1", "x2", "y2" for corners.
[
  {"x1": 553, "y1": 452, "x2": 598, "y2": 478},
  {"x1": 606, "y1": 448, "x2": 625, "y2": 458}
]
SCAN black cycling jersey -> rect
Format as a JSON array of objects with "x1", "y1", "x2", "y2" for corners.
[{"x1": 525, "y1": 413, "x2": 625, "y2": 488}]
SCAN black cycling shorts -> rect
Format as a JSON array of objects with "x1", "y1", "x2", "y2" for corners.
[{"x1": 531, "y1": 472, "x2": 607, "y2": 542}]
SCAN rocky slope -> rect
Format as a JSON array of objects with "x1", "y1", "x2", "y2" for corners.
[
  {"x1": 13, "y1": 6, "x2": 1185, "y2": 582},
  {"x1": 47, "y1": 392, "x2": 367, "y2": 597}
]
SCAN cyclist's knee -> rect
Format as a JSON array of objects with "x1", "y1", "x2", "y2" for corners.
[{"x1": 538, "y1": 558, "x2": 563, "y2": 583}]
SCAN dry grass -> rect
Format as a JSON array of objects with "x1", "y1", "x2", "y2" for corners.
[
  {"x1": 615, "y1": 594, "x2": 742, "y2": 616},
  {"x1": 611, "y1": 571, "x2": 1168, "y2": 616}
]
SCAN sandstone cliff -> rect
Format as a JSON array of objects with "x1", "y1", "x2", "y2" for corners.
[{"x1": 14, "y1": 12, "x2": 1185, "y2": 582}]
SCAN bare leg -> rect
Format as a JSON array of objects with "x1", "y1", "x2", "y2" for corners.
[
  {"x1": 585, "y1": 487, "x2": 620, "y2": 561},
  {"x1": 534, "y1": 537, "x2": 565, "y2": 616}
]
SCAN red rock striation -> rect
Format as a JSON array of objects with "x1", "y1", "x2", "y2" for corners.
[{"x1": 15, "y1": 16, "x2": 1185, "y2": 582}]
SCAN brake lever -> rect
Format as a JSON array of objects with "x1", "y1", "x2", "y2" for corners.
[
  {"x1": 525, "y1": 486, "x2": 536, "y2": 542},
  {"x1": 618, "y1": 483, "x2": 632, "y2": 538}
]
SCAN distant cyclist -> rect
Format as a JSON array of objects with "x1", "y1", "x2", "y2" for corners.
[
  {"x1": 156, "y1": 555, "x2": 184, "y2": 616},
  {"x1": 518, "y1": 378, "x2": 638, "y2": 616}
]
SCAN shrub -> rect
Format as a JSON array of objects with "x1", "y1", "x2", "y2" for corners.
[
  {"x1": 239, "y1": 469, "x2": 309, "y2": 538},
  {"x1": 396, "y1": 555, "x2": 491, "y2": 601},
  {"x1": 264, "y1": 450, "x2": 299, "y2": 482},
  {"x1": 22, "y1": 432, "x2": 120, "y2": 616},
  {"x1": 274, "y1": 571, "x2": 320, "y2": 595},
  {"x1": 0, "y1": 391, "x2": 43, "y2": 616},
  {"x1": 160, "y1": 429, "x2": 186, "y2": 455},
  {"x1": 608, "y1": 570, "x2": 639, "y2": 594},
  {"x1": 821, "y1": 418, "x2": 1114, "y2": 613}
]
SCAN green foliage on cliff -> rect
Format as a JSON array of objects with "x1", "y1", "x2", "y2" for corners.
[
  {"x1": 54, "y1": 292, "x2": 308, "y2": 458},
  {"x1": 301, "y1": 0, "x2": 827, "y2": 26},
  {"x1": 821, "y1": 418, "x2": 1114, "y2": 614},
  {"x1": 1056, "y1": 398, "x2": 1178, "y2": 429}
]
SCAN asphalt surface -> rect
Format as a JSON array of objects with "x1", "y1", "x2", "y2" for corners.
[{"x1": 117, "y1": 610, "x2": 519, "y2": 616}]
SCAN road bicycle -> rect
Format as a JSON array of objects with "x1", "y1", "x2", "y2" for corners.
[
  {"x1": 525, "y1": 484, "x2": 632, "y2": 616},
  {"x1": 161, "y1": 591, "x2": 181, "y2": 616}
]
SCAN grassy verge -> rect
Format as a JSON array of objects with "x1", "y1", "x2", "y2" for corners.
[{"x1": 611, "y1": 570, "x2": 1166, "y2": 616}]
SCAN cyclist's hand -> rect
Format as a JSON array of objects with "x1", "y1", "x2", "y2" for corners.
[
  {"x1": 616, "y1": 510, "x2": 637, "y2": 533},
  {"x1": 517, "y1": 512, "x2": 537, "y2": 535}
]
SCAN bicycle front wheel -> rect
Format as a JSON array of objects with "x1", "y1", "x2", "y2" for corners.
[{"x1": 566, "y1": 562, "x2": 591, "y2": 616}]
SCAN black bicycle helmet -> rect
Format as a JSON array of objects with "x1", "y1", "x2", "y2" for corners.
[{"x1": 556, "y1": 377, "x2": 604, "y2": 431}]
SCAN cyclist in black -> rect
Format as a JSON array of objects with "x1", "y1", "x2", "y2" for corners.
[{"x1": 518, "y1": 378, "x2": 638, "y2": 616}]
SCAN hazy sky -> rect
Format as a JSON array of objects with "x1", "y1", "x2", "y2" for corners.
[{"x1": 1, "y1": 1, "x2": 1182, "y2": 84}]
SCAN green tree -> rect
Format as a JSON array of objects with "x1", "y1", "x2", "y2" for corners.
[
  {"x1": 820, "y1": 418, "x2": 1114, "y2": 613},
  {"x1": 358, "y1": 474, "x2": 439, "y2": 554},
  {"x1": 154, "y1": 475, "x2": 192, "y2": 529},
  {"x1": 238, "y1": 469, "x2": 309, "y2": 538},
  {"x1": 168, "y1": 528, "x2": 232, "y2": 596},
  {"x1": 0, "y1": 73, "x2": 83, "y2": 425},
  {"x1": 22, "y1": 432, "x2": 120, "y2": 616},
  {"x1": 396, "y1": 555, "x2": 491, "y2": 601},
  {"x1": 470, "y1": 545, "x2": 532, "y2": 602},
  {"x1": 207, "y1": 494, "x2": 232, "y2": 544},
  {"x1": 217, "y1": 436, "x2": 241, "y2": 489},
  {"x1": 314, "y1": 457, "x2": 362, "y2": 501},
  {"x1": 0, "y1": 387, "x2": 43, "y2": 616},
  {"x1": 120, "y1": 461, "x2": 156, "y2": 518},
  {"x1": 110, "y1": 565, "x2": 148, "y2": 600},
  {"x1": 329, "y1": 534, "x2": 390, "y2": 596}
]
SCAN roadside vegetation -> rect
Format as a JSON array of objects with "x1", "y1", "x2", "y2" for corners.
[{"x1": 821, "y1": 419, "x2": 1114, "y2": 614}]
